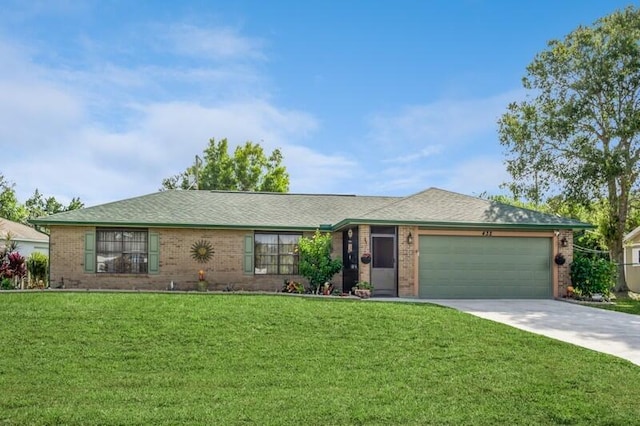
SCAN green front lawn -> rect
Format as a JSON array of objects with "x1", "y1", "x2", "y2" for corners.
[
  {"x1": 591, "y1": 295, "x2": 640, "y2": 315},
  {"x1": 1, "y1": 293, "x2": 639, "y2": 425}
]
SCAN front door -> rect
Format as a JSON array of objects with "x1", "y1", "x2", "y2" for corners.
[
  {"x1": 342, "y1": 227, "x2": 359, "y2": 293},
  {"x1": 370, "y1": 227, "x2": 397, "y2": 297}
]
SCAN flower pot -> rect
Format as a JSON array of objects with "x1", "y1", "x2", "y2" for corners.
[
  {"x1": 354, "y1": 289, "x2": 371, "y2": 299},
  {"x1": 197, "y1": 281, "x2": 208, "y2": 292},
  {"x1": 554, "y1": 253, "x2": 566, "y2": 265}
]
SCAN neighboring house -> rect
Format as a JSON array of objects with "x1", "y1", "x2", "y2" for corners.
[
  {"x1": 623, "y1": 227, "x2": 640, "y2": 293},
  {"x1": 0, "y1": 218, "x2": 49, "y2": 258},
  {"x1": 31, "y1": 188, "x2": 590, "y2": 299}
]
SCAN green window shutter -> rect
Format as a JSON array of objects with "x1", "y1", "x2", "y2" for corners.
[
  {"x1": 148, "y1": 232, "x2": 160, "y2": 274},
  {"x1": 84, "y1": 231, "x2": 96, "y2": 273},
  {"x1": 243, "y1": 234, "x2": 254, "y2": 275}
]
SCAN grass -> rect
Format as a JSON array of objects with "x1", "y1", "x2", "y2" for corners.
[
  {"x1": 1, "y1": 293, "x2": 640, "y2": 425},
  {"x1": 589, "y1": 292, "x2": 640, "y2": 315}
]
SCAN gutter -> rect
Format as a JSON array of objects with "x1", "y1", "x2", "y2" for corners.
[{"x1": 332, "y1": 218, "x2": 595, "y2": 232}]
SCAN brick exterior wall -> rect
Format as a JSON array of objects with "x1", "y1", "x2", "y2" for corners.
[
  {"x1": 49, "y1": 226, "x2": 336, "y2": 292},
  {"x1": 557, "y1": 229, "x2": 574, "y2": 297},
  {"x1": 49, "y1": 225, "x2": 574, "y2": 298},
  {"x1": 358, "y1": 225, "x2": 371, "y2": 284},
  {"x1": 331, "y1": 231, "x2": 344, "y2": 291},
  {"x1": 397, "y1": 225, "x2": 417, "y2": 297}
]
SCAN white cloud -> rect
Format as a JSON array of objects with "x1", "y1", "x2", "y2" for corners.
[
  {"x1": 284, "y1": 146, "x2": 360, "y2": 194},
  {"x1": 0, "y1": 39, "x2": 332, "y2": 206},
  {"x1": 361, "y1": 91, "x2": 524, "y2": 197},
  {"x1": 162, "y1": 24, "x2": 265, "y2": 61},
  {"x1": 0, "y1": 21, "x2": 341, "y2": 207},
  {"x1": 440, "y1": 156, "x2": 510, "y2": 197},
  {"x1": 5, "y1": 96, "x2": 324, "y2": 206},
  {"x1": 367, "y1": 90, "x2": 524, "y2": 149},
  {"x1": 381, "y1": 146, "x2": 443, "y2": 164}
]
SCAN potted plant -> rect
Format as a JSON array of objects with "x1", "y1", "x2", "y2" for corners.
[
  {"x1": 197, "y1": 280, "x2": 208, "y2": 292},
  {"x1": 353, "y1": 281, "x2": 373, "y2": 298},
  {"x1": 197, "y1": 270, "x2": 208, "y2": 292}
]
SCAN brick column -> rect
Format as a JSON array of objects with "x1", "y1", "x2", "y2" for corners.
[
  {"x1": 331, "y1": 231, "x2": 343, "y2": 285},
  {"x1": 398, "y1": 225, "x2": 417, "y2": 297},
  {"x1": 358, "y1": 225, "x2": 370, "y2": 284},
  {"x1": 557, "y1": 230, "x2": 574, "y2": 297}
]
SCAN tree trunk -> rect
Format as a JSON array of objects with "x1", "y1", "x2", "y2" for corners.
[
  {"x1": 610, "y1": 237, "x2": 628, "y2": 292},
  {"x1": 606, "y1": 177, "x2": 629, "y2": 293}
]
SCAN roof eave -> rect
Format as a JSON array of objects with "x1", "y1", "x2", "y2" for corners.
[
  {"x1": 35, "y1": 218, "x2": 595, "y2": 233},
  {"x1": 37, "y1": 220, "x2": 321, "y2": 232},
  {"x1": 333, "y1": 218, "x2": 594, "y2": 231}
]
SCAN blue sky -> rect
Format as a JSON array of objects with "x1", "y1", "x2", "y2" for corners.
[{"x1": 1, "y1": 1, "x2": 637, "y2": 206}]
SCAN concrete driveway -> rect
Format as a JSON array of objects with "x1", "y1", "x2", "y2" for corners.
[{"x1": 427, "y1": 299, "x2": 640, "y2": 366}]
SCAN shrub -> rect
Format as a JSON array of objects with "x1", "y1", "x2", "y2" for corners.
[
  {"x1": 0, "y1": 278, "x2": 13, "y2": 290},
  {"x1": 0, "y1": 251, "x2": 26, "y2": 281},
  {"x1": 570, "y1": 257, "x2": 616, "y2": 297},
  {"x1": 27, "y1": 252, "x2": 48, "y2": 286}
]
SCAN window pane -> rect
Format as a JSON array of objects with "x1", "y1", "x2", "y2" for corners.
[
  {"x1": 256, "y1": 234, "x2": 278, "y2": 245},
  {"x1": 255, "y1": 233, "x2": 301, "y2": 275},
  {"x1": 96, "y1": 229, "x2": 148, "y2": 274}
]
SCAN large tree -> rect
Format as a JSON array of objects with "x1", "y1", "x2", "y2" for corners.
[
  {"x1": 498, "y1": 6, "x2": 640, "y2": 291},
  {"x1": 161, "y1": 138, "x2": 289, "y2": 192}
]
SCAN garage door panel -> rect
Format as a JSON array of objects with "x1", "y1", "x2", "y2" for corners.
[{"x1": 419, "y1": 235, "x2": 552, "y2": 299}]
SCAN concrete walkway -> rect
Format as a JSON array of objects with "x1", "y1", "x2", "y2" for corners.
[{"x1": 371, "y1": 298, "x2": 640, "y2": 366}]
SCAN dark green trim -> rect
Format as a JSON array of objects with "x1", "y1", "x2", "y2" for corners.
[
  {"x1": 332, "y1": 218, "x2": 594, "y2": 231},
  {"x1": 35, "y1": 218, "x2": 593, "y2": 232},
  {"x1": 34, "y1": 221, "x2": 320, "y2": 232}
]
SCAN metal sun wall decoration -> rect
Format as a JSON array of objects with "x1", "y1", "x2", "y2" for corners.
[{"x1": 191, "y1": 240, "x2": 214, "y2": 263}]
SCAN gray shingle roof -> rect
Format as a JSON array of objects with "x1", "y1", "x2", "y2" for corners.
[
  {"x1": 348, "y1": 188, "x2": 586, "y2": 227},
  {"x1": 31, "y1": 188, "x2": 592, "y2": 230}
]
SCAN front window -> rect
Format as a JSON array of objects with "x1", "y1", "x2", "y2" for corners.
[
  {"x1": 96, "y1": 229, "x2": 148, "y2": 274},
  {"x1": 254, "y1": 233, "x2": 301, "y2": 274}
]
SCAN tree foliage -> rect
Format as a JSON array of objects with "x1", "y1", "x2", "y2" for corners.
[
  {"x1": 570, "y1": 257, "x2": 616, "y2": 297},
  {"x1": 0, "y1": 174, "x2": 27, "y2": 223},
  {"x1": 498, "y1": 6, "x2": 640, "y2": 290},
  {"x1": 481, "y1": 192, "x2": 613, "y2": 256},
  {"x1": 161, "y1": 138, "x2": 290, "y2": 192},
  {"x1": 0, "y1": 173, "x2": 84, "y2": 228},
  {"x1": 297, "y1": 230, "x2": 343, "y2": 293}
]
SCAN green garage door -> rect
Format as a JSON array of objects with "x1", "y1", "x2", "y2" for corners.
[{"x1": 419, "y1": 236, "x2": 552, "y2": 299}]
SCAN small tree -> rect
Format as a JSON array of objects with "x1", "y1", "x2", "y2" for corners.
[{"x1": 297, "y1": 230, "x2": 343, "y2": 294}]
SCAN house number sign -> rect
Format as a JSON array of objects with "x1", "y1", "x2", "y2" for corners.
[{"x1": 481, "y1": 231, "x2": 493, "y2": 236}]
